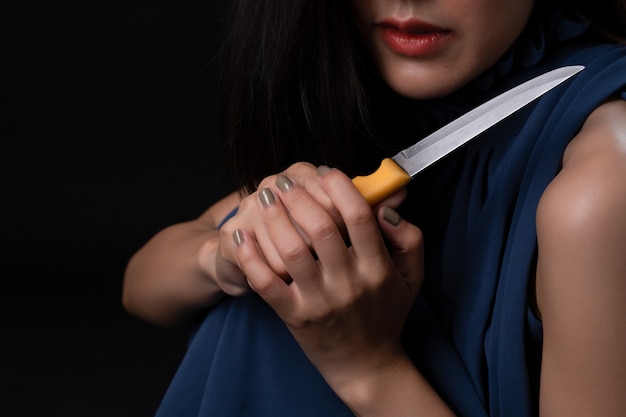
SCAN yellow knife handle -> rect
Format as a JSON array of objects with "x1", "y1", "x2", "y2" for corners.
[{"x1": 352, "y1": 158, "x2": 411, "y2": 205}]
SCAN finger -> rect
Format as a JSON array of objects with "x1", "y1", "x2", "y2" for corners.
[
  {"x1": 318, "y1": 168, "x2": 389, "y2": 262},
  {"x1": 197, "y1": 235, "x2": 250, "y2": 296},
  {"x1": 233, "y1": 229, "x2": 294, "y2": 315},
  {"x1": 220, "y1": 195, "x2": 290, "y2": 279},
  {"x1": 212, "y1": 239, "x2": 251, "y2": 296},
  {"x1": 256, "y1": 164, "x2": 343, "y2": 254},
  {"x1": 282, "y1": 163, "x2": 346, "y2": 237},
  {"x1": 273, "y1": 175, "x2": 351, "y2": 276},
  {"x1": 256, "y1": 187, "x2": 322, "y2": 292},
  {"x1": 378, "y1": 206, "x2": 424, "y2": 296},
  {"x1": 372, "y1": 187, "x2": 407, "y2": 213}
]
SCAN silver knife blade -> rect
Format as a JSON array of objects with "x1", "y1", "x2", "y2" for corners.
[{"x1": 392, "y1": 65, "x2": 584, "y2": 177}]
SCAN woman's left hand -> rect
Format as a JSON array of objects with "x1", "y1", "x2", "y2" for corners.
[{"x1": 232, "y1": 166, "x2": 424, "y2": 393}]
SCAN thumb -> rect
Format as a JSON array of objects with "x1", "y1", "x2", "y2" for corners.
[
  {"x1": 377, "y1": 206, "x2": 424, "y2": 295},
  {"x1": 372, "y1": 187, "x2": 407, "y2": 212}
]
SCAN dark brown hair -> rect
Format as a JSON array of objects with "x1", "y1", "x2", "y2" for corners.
[{"x1": 218, "y1": 0, "x2": 369, "y2": 193}]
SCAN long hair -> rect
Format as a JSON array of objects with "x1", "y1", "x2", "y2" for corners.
[
  {"x1": 218, "y1": 0, "x2": 626, "y2": 193},
  {"x1": 218, "y1": 0, "x2": 370, "y2": 193}
]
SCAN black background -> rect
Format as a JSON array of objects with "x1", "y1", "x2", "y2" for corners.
[{"x1": 3, "y1": 1, "x2": 230, "y2": 415}]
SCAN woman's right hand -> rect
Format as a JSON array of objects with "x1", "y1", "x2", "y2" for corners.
[{"x1": 210, "y1": 162, "x2": 408, "y2": 297}]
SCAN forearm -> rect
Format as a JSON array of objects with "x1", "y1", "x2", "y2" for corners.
[
  {"x1": 122, "y1": 192, "x2": 242, "y2": 326},
  {"x1": 122, "y1": 220, "x2": 224, "y2": 327},
  {"x1": 330, "y1": 353, "x2": 456, "y2": 417}
]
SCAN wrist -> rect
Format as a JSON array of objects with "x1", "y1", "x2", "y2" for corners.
[
  {"x1": 199, "y1": 232, "x2": 250, "y2": 297},
  {"x1": 330, "y1": 352, "x2": 455, "y2": 417}
]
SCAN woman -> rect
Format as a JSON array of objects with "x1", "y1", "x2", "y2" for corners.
[{"x1": 123, "y1": 0, "x2": 626, "y2": 415}]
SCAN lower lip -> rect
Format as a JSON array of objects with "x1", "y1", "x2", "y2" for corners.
[{"x1": 379, "y1": 27, "x2": 453, "y2": 57}]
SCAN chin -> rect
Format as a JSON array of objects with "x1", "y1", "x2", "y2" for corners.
[
  {"x1": 385, "y1": 75, "x2": 461, "y2": 100},
  {"x1": 380, "y1": 61, "x2": 482, "y2": 100}
]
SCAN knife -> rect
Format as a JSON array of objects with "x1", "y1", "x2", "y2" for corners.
[{"x1": 352, "y1": 65, "x2": 585, "y2": 205}]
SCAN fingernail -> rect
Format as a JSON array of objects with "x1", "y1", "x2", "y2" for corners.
[
  {"x1": 382, "y1": 207, "x2": 401, "y2": 226},
  {"x1": 276, "y1": 175, "x2": 293, "y2": 192},
  {"x1": 259, "y1": 188, "x2": 276, "y2": 207},
  {"x1": 233, "y1": 229, "x2": 245, "y2": 247},
  {"x1": 317, "y1": 165, "x2": 331, "y2": 176}
]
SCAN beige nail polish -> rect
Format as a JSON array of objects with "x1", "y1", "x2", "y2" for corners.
[
  {"x1": 382, "y1": 206, "x2": 401, "y2": 226},
  {"x1": 317, "y1": 165, "x2": 332, "y2": 176},
  {"x1": 276, "y1": 175, "x2": 293, "y2": 192},
  {"x1": 259, "y1": 188, "x2": 276, "y2": 207},
  {"x1": 233, "y1": 229, "x2": 245, "y2": 247}
]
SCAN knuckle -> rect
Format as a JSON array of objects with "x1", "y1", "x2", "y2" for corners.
[
  {"x1": 249, "y1": 274, "x2": 275, "y2": 295},
  {"x1": 285, "y1": 186, "x2": 309, "y2": 204},
  {"x1": 280, "y1": 241, "x2": 309, "y2": 263},
  {"x1": 235, "y1": 245, "x2": 254, "y2": 264},
  {"x1": 307, "y1": 217, "x2": 336, "y2": 241},
  {"x1": 291, "y1": 304, "x2": 332, "y2": 330},
  {"x1": 257, "y1": 174, "x2": 279, "y2": 190},
  {"x1": 406, "y1": 227, "x2": 425, "y2": 251},
  {"x1": 345, "y1": 204, "x2": 374, "y2": 227},
  {"x1": 237, "y1": 194, "x2": 258, "y2": 214},
  {"x1": 366, "y1": 263, "x2": 392, "y2": 286},
  {"x1": 311, "y1": 304, "x2": 334, "y2": 323},
  {"x1": 265, "y1": 254, "x2": 289, "y2": 277},
  {"x1": 286, "y1": 161, "x2": 316, "y2": 175}
]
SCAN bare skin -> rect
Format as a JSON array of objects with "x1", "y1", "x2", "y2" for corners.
[
  {"x1": 231, "y1": 165, "x2": 454, "y2": 416},
  {"x1": 122, "y1": 163, "x2": 406, "y2": 326},
  {"x1": 123, "y1": 0, "x2": 626, "y2": 411},
  {"x1": 122, "y1": 191, "x2": 239, "y2": 326},
  {"x1": 536, "y1": 98, "x2": 626, "y2": 417},
  {"x1": 123, "y1": 98, "x2": 626, "y2": 415}
]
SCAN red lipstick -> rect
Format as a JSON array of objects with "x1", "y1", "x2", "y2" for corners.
[{"x1": 377, "y1": 19, "x2": 453, "y2": 57}]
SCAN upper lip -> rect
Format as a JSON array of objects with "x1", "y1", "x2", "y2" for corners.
[{"x1": 377, "y1": 18, "x2": 448, "y2": 34}]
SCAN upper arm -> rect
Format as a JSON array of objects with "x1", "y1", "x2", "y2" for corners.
[{"x1": 535, "y1": 99, "x2": 626, "y2": 416}]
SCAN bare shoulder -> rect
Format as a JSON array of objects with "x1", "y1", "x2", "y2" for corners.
[
  {"x1": 536, "y1": 97, "x2": 626, "y2": 295},
  {"x1": 537, "y1": 98, "x2": 626, "y2": 241},
  {"x1": 535, "y1": 98, "x2": 626, "y2": 414}
]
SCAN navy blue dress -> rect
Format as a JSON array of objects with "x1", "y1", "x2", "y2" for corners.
[{"x1": 155, "y1": 9, "x2": 626, "y2": 417}]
